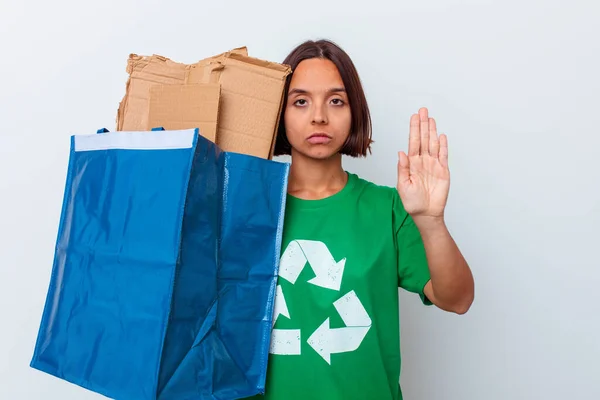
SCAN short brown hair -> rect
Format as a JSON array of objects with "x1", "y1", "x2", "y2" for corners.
[{"x1": 274, "y1": 39, "x2": 373, "y2": 157}]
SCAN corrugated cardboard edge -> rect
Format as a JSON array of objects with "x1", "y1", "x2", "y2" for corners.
[
  {"x1": 192, "y1": 46, "x2": 248, "y2": 68},
  {"x1": 225, "y1": 52, "x2": 291, "y2": 74},
  {"x1": 269, "y1": 87, "x2": 287, "y2": 159}
]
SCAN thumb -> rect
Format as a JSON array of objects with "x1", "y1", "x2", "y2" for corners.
[{"x1": 397, "y1": 151, "x2": 411, "y2": 186}]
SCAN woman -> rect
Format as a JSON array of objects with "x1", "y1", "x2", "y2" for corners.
[{"x1": 249, "y1": 39, "x2": 474, "y2": 400}]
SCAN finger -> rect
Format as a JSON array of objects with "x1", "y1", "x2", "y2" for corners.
[
  {"x1": 408, "y1": 114, "x2": 420, "y2": 156},
  {"x1": 397, "y1": 151, "x2": 411, "y2": 185},
  {"x1": 419, "y1": 108, "x2": 429, "y2": 155},
  {"x1": 429, "y1": 117, "x2": 439, "y2": 158},
  {"x1": 439, "y1": 134, "x2": 449, "y2": 168}
]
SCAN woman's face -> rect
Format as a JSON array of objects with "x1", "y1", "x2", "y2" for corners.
[{"x1": 283, "y1": 58, "x2": 352, "y2": 160}]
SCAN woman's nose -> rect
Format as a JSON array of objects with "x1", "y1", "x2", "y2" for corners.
[{"x1": 311, "y1": 102, "x2": 328, "y2": 124}]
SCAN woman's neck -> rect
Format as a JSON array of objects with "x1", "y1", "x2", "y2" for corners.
[{"x1": 288, "y1": 151, "x2": 348, "y2": 200}]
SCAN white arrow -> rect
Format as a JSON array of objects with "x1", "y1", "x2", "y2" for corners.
[
  {"x1": 278, "y1": 241, "x2": 306, "y2": 284},
  {"x1": 307, "y1": 290, "x2": 372, "y2": 364},
  {"x1": 279, "y1": 240, "x2": 346, "y2": 291},
  {"x1": 272, "y1": 285, "x2": 289, "y2": 327},
  {"x1": 269, "y1": 329, "x2": 301, "y2": 355},
  {"x1": 269, "y1": 285, "x2": 300, "y2": 355}
]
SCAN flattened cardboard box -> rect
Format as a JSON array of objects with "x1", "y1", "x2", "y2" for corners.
[
  {"x1": 117, "y1": 47, "x2": 292, "y2": 159},
  {"x1": 116, "y1": 47, "x2": 246, "y2": 133}
]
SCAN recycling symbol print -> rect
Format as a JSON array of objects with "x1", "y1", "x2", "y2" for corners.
[{"x1": 269, "y1": 240, "x2": 372, "y2": 365}]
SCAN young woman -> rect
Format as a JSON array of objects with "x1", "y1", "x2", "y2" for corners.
[{"x1": 249, "y1": 39, "x2": 474, "y2": 400}]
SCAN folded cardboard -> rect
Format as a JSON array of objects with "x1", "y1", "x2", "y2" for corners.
[
  {"x1": 116, "y1": 47, "x2": 246, "y2": 133},
  {"x1": 116, "y1": 47, "x2": 292, "y2": 159}
]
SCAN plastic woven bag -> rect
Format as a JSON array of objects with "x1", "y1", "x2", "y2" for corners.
[{"x1": 30, "y1": 127, "x2": 289, "y2": 399}]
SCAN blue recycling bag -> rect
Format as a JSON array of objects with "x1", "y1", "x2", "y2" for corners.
[{"x1": 30, "y1": 128, "x2": 290, "y2": 400}]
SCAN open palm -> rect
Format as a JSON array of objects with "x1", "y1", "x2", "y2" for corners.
[{"x1": 397, "y1": 108, "x2": 450, "y2": 218}]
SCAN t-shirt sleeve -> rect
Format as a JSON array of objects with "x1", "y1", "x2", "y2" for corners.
[{"x1": 392, "y1": 191, "x2": 433, "y2": 306}]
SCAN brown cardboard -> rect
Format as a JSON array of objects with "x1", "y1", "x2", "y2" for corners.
[
  {"x1": 116, "y1": 55, "x2": 187, "y2": 132},
  {"x1": 116, "y1": 47, "x2": 291, "y2": 159},
  {"x1": 186, "y1": 52, "x2": 291, "y2": 158},
  {"x1": 148, "y1": 83, "x2": 220, "y2": 143},
  {"x1": 116, "y1": 47, "x2": 247, "y2": 133}
]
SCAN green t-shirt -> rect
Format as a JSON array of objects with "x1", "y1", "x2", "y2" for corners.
[{"x1": 247, "y1": 172, "x2": 431, "y2": 400}]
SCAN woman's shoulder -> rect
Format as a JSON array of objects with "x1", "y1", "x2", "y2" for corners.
[
  {"x1": 349, "y1": 172, "x2": 410, "y2": 228},
  {"x1": 349, "y1": 172, "x2": 401, "y2": 204},
  {"x1": 350, "y1": 172, "x2": 397, "y2": 194}
]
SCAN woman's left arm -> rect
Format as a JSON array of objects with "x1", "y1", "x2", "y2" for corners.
[
  {"x1": 397, "y1": 107, "x2": 474, "y2": 315},
  {"x1": 414, "y1": 216, "x2": 474, "y2": 314}
]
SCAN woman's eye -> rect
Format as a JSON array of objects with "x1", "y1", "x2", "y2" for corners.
[
  {"x1": 331, "y1": 98, "x2": 344, "y2": 106},
  {"x1": 294, "y1": 99, "x2": 307, "y2": 106}
]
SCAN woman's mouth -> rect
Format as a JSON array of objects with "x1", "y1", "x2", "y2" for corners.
[{"x1": 307, "y1": 133, "x2": 332, "y2": 145}]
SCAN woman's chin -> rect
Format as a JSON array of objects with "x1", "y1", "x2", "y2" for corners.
[
  {"x1": 307, "y1": 148, "x2": 341, "y2": 160},
  {"x1": 290, "y1": 143, "x2": 343, "y2": 161}
]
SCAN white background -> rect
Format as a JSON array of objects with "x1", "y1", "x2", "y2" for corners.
[{"x1": 1, "y1": 0, "x2": 599, "y2": 399}]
